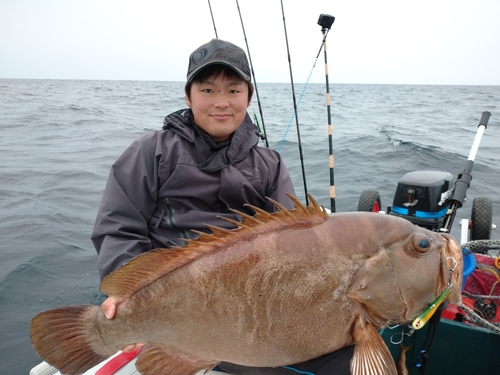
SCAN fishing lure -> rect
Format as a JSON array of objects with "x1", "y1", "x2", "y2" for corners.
[
  {"x1": 412, "y1": 288, "x2": 451, "y2": 330},
  {"x1": 412, "y1": 256, "x2": 457, "y2": 330}
]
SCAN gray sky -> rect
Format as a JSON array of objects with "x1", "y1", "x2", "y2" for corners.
[{"x1": 1, "y1": 0, "x2": 499, "y2": 85}]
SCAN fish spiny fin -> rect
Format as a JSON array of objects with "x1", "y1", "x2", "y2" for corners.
[
  {"x1": 235, "y1": 204, "x2": 286, "y2": 224},
  {"x1": 135, "y1": 344, "x2": 218, "y2": 375},
  {"x1": 305, "y1": 193, "x2": 325, "y2": 215},
  {"x1": 30, "y1": 306, "x2": 110, "y2": 375},
  {"x1": 230, "y1": 192, "x2": 327, "y2": 226},
  {"x1": 351, "y1": 319, "x2": 397, "y2": 375},
  {"x1": 101, "y1": 193, "x2": 327, "y2": 298},
  {"x1": 218, "y1": 213, "x2": 262, "y2": 233}
]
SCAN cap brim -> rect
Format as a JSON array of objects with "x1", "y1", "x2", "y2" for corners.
[{"x1": 187, "y1": 61, "x2": 251, "y2": 82}]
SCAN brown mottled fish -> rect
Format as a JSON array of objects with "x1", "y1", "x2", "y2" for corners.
[{"x1": 30, "y1": 194, "x2": 463, "y2": 375}]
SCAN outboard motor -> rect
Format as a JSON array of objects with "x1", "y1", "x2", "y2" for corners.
[{"x1": 389, "y1": 171, "x2": 454, "y2": 231}]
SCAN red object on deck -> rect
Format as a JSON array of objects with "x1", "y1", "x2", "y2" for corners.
[
  {"x1": 442, "y1": 297, "x2": 475, "y2": 322},
  {"x1": 95, "y1": 348, "x2": 142, "y2": 375},
  {"x1": 444, "y1": 253, "x2": 500, "y2": 324}
]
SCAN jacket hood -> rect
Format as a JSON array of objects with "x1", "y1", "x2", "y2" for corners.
[{"x1": 162, "y1": 108, "x2": 261, "y2": 164}]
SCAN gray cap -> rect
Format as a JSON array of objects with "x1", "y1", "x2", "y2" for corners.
[{"x1": 186, "y1": 39, "x2": 251, "y2": 82}]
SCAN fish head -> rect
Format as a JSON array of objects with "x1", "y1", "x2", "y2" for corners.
[
  {"x1": 393, "y1": 229, "x2": 463, "y2": 319},
  {"x1": 348, "y1": 215, "x2": 463, "y2": 325}
]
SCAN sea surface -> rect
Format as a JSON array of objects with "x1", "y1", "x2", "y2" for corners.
[{"x1": 1, "y1": 79, "x2": 499, "y2": 374}]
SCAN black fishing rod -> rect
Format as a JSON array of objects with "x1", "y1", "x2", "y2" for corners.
[
  {"x1": 207, "y1": 0, "x2": 218, "y2": 38},
  {"x1": 280, "y1": 0, "x2": 309, "y2": 206},
  {"x1": 235, "y1": 0, "x2": 269, "y2": 148},
  {"x1": 318, "y1": 14, "x2": 335, "y2": 213},
  {"x1": 440, "y1": 111, "x2": 491, "y2": 233}
]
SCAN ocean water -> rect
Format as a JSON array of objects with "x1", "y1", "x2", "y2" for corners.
[{"x1": 1, "y1": 79, "x2": 499, "y2": 374}]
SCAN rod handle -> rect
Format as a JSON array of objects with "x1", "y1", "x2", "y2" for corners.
[{"x1": 479, "y1": 111, "x2": 491, "y2": 128}]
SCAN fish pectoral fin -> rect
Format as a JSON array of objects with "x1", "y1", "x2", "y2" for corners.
[
  {"x1": 351, "y1": 320, "x2": 397, "y2": 375},
  {"x1": 135, "y1": 343, "x2": 219, "y2": 375}
]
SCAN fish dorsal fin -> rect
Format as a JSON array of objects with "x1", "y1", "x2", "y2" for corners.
[
  {"x1": 100, "y1": 193, "x2": 327, "y2": 298},
  {"x1": 351, "y1": 319, "x2": 397, "y2": 375}
]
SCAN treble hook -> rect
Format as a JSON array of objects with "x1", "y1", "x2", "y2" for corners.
[
  {"x1": 388, "y1": 324, "x2": 414, "y2": 345},
  {"x1": 386, "y1": 323, "x2": 400, "y2": 330},
  {"x1": 390, "y1": 330, "x2": 405, "y2": 345}
]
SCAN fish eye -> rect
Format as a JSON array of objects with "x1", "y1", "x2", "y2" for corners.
[
  {"x1": 419, "y1": 238, "x2": 430, "y2": 248},
  {"x1": 411, "y1": 234, "x2": 432, "y2": 255}
]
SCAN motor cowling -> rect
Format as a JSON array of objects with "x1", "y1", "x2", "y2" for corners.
[{"x1": 389, "y1": 171, "x2": 454, "y2": 231}]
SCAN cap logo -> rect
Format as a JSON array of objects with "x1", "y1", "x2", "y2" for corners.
[
  {"x1": 192, "y1": 40, "x2": 246, "y2": 71},
  {"x1": 192, "y1": 40, "x2": 232, "y2": 64}
]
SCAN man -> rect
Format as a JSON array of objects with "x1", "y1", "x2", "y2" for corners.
[{"x1": 92, "y1": 38, "x2": 353, "y2": 375}]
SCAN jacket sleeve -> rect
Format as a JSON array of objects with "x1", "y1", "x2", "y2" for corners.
[
  {"x1": 91, "y1": 132, "x2": 160, "y2": 280},
  {"x1": 265, "y1": 152, "x2": 297, "y2": 210}
]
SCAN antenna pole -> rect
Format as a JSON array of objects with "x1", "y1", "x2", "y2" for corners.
[{"x1": 318, "y1": 14, "x2": 335, "y2": 212}]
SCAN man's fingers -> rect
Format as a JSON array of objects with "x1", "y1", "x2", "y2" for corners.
[
  {"x1": 122, "y1": 343, "x2": 145, "y2": 353},
  {"x1": 104, "y1": 306, "x2": 115, "y2": 319},
  {"x1": 101, "y1": 296, "x2": 125, "y2": 319}
]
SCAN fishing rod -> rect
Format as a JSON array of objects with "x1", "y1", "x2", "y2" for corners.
[
  {"x1": 207, "y1": 0, "x2": 218, "y2": 38},
  {"x1": 440, "y1": 111, "x2": 491, "y2": 233},
  {"x1": 318, "y1": 14, "x2": 336, "y2": 213},
  {"x1": 277, "y1": 30, "x2": 328, "y2": 153},
  {"x1": 280, "y1": 0, "x2": 309, "y2": 206},
  {"x1": 235, "y1": 0, "x2": 269, "y2": 147},
  {"x1": 206, "y1": 0, "x2": 269, "y2": 147}
]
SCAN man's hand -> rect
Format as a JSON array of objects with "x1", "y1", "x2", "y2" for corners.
[
  {"x1": 101, "y1": 296, "x2": 145, "y2": 353},
  {"x1": 101, "y1": 296, "x2": 125, "y2": 319}
]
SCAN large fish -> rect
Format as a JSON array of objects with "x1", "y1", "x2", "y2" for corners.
[{"x1": 30, "y1": 194, "x2": 463, "y2": 375}]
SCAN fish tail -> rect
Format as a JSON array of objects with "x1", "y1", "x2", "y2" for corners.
[{"x1": 30, "y1": 305, "x2": 112, "y2": 375}]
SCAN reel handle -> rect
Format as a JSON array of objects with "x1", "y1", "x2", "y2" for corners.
[
  {"x1": 440, "y1": 111, "x2": 492, "y2": 233},
  {"x1": 479, "y1": 111, "x2": 491, "y2": 128},
  {"x1": 468, "y1": 111, "x2": 491, "y2": 162}
]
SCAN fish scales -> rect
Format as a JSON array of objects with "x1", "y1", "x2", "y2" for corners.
[
  {"x1": 94, "y1": 215, "x2": 357, "y2": 363},
  {"x1": 30, "y1": 194, "x2": 463, "y2": 375}
]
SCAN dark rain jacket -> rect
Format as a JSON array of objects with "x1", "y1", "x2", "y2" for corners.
[{"x1": 92, "y1": 109, "x2": 295, "y2": 280}]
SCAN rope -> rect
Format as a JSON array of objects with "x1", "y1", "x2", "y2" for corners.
[
  {"x1": 460, "y1": 303, "x2": 500, "y2": 334},
  {"x1": 461, "y1": 240, "x2": 500, "y2": 254},
  {"x1": 414, "y1": 323, "x2": 436, "y2": 374},
  {"x1": 482, "y1": 267, "x2": 500, "y2": 282}
]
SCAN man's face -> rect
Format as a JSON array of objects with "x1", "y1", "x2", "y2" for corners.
[{"x1": 185, "y1": 73, "x2": 252, "y2": 142}]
